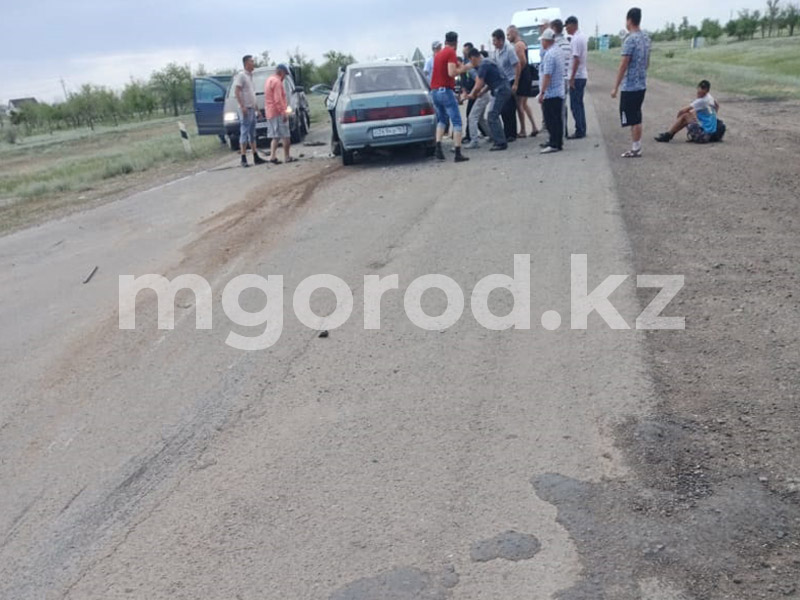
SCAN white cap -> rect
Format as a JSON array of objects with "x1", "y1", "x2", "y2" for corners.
[{"x1": 540, "y1": 28, "x2": 556, "y2": 41}]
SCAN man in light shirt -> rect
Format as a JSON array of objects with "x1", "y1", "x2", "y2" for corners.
[
  {"x1": 551, "y1": 19, "x2": 572, "y2": 139},
  {"x1": 565, "y1": 16, "x2": 588, "y2": 139},
  {"x1": 234, "y1": 54, "x2": 267, "y2": 168},
  {"x1": 655, "y1": 80, "x2": 720, "y2": 143},
  {"x1": 490, "y1": 28, "x2": 521, "y2": 143},
  {"x1": 538, "y1": 28, "x2": 565, "y2": 154},
  {"x1": 424, "y1": 41, "x2": 442, "y2": 84}
]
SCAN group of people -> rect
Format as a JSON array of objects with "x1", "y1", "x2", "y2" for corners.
[
  {"x1": 425, "y1": 14, "x2": 591, "y2": 162},
  {"x1": 232, "y1": 6, "x2": 722, "y2": 169},
  {"x1": 233, "y1": 55, "x2": 298, "y2": 168},
  {"x1": 426, "y1": 6, "x2": 722, "y2": 163}
]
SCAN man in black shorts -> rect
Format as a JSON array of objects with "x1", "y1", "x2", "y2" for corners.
[
  {"x1": 507, "y1": 25, "x2": 539, "y2": 137},
  {"x1": 611, "y1": 7, "x2": 651, "y2": 158}
]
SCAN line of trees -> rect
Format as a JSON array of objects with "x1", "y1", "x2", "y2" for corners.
[
  {"x1": 6, "y1": 62, "x2": 194, "y2": 136},
  {"x1": 4, "y1": 48, "x2": 356, "y2": 140},
  {"x1": 254, "y1": 48, "x2": 356, "y2": 87},
  {"x1": 650, "y1": 0, "x2": 799, "y2": 42}
]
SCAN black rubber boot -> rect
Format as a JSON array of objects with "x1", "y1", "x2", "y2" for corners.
[{"x1": 454, "y1": 147, "x2": 469, "y2": 163}]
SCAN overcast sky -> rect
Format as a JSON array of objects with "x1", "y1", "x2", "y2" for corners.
[{"x1": 2, "y1": 0, "x2": 762, "y2": 103}]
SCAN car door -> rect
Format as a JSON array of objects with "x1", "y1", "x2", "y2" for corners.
[{"x1": 192, "y1": 77, "x2": 227, "y2": 135}]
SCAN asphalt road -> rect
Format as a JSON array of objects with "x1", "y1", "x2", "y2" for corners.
[{"x1": 0, "y1": 98, "x2": 686, "y2": 599}]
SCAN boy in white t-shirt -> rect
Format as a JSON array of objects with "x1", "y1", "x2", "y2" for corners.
[{"x1": 655, "y1": 80, "x2": 720, "y2": 142}]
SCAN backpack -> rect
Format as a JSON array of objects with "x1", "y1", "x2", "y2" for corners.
[
  {"x1": 688, "y1": 119, "x2": 726, "y2": 144},
  {"x1": 709, "y1": 119, "x2": 726, "y2": 143}
]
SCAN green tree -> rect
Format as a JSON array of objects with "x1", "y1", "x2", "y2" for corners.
[
  {"x1": 150, "y1": 62, "x2": 192, "y2": 117},
  {"x1": 316, "y1": 50, "x2": 356, "y2": 86},
  {"x1": 254, "y1": 50, "x2": 275, "y2": 68},
  {"x1": 287, "y1": 47, "x2": 318, "y2": 86},
  {"x1": 783, "y1": 3, "x2": 800, "y2": 35},
  {"x1": 700, "y1": 18, "x2": 723, "y2": 40},
  {"x1": 96, "y1": 88, "x2": 122, "y2": 126},
  {"x1": 122, "y1": 80, "x2": 157, "y2": 119},
  {"x1": 678, "y1": 16, "x2": 691, "y2": 39},
  {"x1": 71, "y1": 84, "x2": 102, "y2": 130},
  {"x1": 767, "y1": 0, "x2": 781, "y2": 36}
]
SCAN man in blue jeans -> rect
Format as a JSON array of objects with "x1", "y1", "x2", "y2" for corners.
[
  {"x1": 466, "y1": 49, "x2": 511, "y2": 151},
  {"x1": 565, "y1": 16, "x2": 588, "y2": 139},
  {"x1": 430, "y1": 31, "x2": 472, "y2": 163}
]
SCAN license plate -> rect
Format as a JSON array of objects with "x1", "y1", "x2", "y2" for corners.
[{"x1": 372, "y1": 125, "x2": 407, "y2": 138}]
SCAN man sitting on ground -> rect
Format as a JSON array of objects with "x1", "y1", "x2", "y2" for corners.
[{"x1": 655, "y1": 80, "x2": 719, "y2": 143}]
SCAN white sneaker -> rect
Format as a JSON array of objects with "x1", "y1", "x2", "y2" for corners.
[
  {"x1": 540, "y1": 146, "x2": 562, "y2": 154},
  {"x1": 465, "y1": 140, "x2": 480, "y2": 149}
]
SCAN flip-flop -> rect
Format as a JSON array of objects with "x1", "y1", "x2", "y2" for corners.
[
  {"x1": 285, "y1": 157, "x2": 299, "y2": 163},
  {"x1": 269, "y1": 158, "x2": 282, "y2": 165}
]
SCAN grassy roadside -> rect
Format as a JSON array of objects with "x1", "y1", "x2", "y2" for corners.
[
  {"x1": 589, "y1": 36, "x2": 800, "y2": 100},
  {"x1": 0, "y1": 118, "x2": 230, "y2": 234},
  {"x1": 0, "y1": 119, "x2": 226, "y2": 203}
]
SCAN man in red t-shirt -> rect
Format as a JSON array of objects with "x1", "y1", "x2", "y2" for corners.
[{"x1": 430, "y1": 31, "x2": 473, "y2": 163}]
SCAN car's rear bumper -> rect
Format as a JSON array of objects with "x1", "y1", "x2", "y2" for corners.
[{"x1": 339, "y1": 116, "x2": 436, "y2": 151}]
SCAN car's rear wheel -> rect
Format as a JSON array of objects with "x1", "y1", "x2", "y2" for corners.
[
  {"x1": 300, "y1": 111, "x2": 309, "y2": 137},
  {"x1": 331, "y1": 126, "x2": 342, "y2": 156},
  {"x1": 342, "y1": 149, "x2": 355, "y2": 166}
]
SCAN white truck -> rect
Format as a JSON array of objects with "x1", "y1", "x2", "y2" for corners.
[{"x1": 511, "y1": 7, "x2": 563, "y2": 67}]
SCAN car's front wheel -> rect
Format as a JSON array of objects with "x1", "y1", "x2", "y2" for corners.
[{"x1": 290, "y1": 118, "x2": 302, "y2": 145}]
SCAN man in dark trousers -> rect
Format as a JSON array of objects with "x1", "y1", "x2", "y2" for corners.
[
  {"x1": 537, "y1": 29, "x2": 566, "y2": 154},
  {"x1": 466, "y1": 48, "x2": 512, "y2": 151},
  {"x1": 490, "y1": 28, "x2": 521, "y2": 143}
]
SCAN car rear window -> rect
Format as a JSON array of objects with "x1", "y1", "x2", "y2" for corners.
[{"x1": 347, "y1": 66, "x2": 423, "y2": 94}]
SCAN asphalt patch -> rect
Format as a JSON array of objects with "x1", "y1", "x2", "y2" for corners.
[
  {"x1": 533, "y1": 444, "x2": 796, "y2": 599},
  {"x1": 469, "y1": 531, "x2": 542, "y2": 563}
]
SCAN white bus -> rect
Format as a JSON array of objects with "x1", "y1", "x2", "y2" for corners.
[{"x1": 511, "y1": 7, "x2": 563, "y2": 66}]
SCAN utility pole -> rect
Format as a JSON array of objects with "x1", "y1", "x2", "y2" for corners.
[
  {"x1": 596, "y1": 23, "x2": 600, "y2": 50},
  {"x1": 60, "y1": 78, "x2": 68, "y2": 101}
]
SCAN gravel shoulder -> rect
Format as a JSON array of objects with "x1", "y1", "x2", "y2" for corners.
[{"x1": 590, "y1": 64, "x2": 800, "y2": 598}]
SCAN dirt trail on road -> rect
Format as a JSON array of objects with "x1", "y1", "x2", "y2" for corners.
[{"x1": 1, "y1": 74, "x2": 798, "y2": 600}]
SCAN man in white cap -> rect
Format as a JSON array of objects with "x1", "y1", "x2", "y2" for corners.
[
  {"x1": 265, "y1": 64, "x2": 296, "y2": 164},
  {"x1": 537, "y1": 28, "x2": 565, "y2": 154},
  {"x1": 424, "y1": 41, "x2": 442, "y2": 84}
]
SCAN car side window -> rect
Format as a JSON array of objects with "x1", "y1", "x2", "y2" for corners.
[{"x1": 196, "y1": 79, "x2": 223, "y2": 103}]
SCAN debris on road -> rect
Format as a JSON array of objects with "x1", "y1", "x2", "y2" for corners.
[{"x1": 82, "y1": 266, "x2": 99, "y2": 284}]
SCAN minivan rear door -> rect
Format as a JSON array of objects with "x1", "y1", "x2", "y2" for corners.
[{"x1": 193, "y1": 78, "x2": 227, "y2": 135}]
